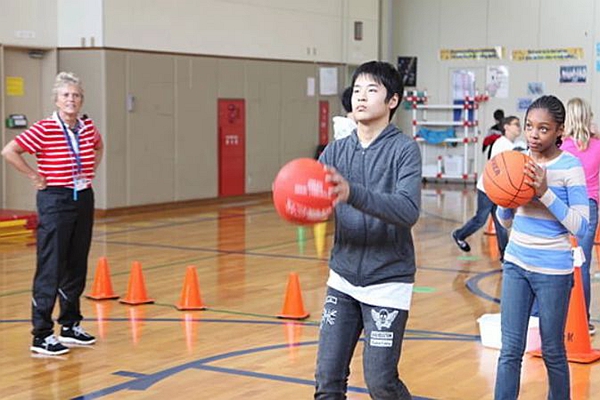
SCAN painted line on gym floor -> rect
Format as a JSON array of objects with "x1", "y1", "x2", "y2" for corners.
[
  {"x1": 465, "y1": 269, "x2": 502, "y2": 304},
  {"x1": 65, "y1": 322, "x2": 464, "y2": 400}
]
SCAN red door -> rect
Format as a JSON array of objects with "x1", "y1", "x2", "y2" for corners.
[{"x1": 218, "y1": 99, "x2": 246, "y2": 197}]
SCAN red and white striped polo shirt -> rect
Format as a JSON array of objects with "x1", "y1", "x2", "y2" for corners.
[{"x1": 14, "y1": 112, "x2": 102, "y2": 189}]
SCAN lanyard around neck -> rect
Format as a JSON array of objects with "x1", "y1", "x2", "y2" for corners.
[{"x1": 57, "y1": 115, "x2": 84, "y2": 200}]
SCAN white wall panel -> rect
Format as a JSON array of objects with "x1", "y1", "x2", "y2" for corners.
[
  {"x1": 0, "y1": 0, "x2": 57, "y2": 47},
  {"x1": 102, "y1": 0, "x2": 347, "y2": 62},
  {"x1": 345, "y1": 0, "x2": 379, "y2": 65},
  {"x1": 57, "y1": 0, "x2": 104, "y2": 48}
]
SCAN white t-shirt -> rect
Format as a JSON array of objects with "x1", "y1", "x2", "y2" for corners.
[
  {"x1": 333, "y1": 116, "x2": 357, "y2": 141},
  {"x1": 327, "y1": 270, "x2": 413, "y2": 311},
  {"x1": 477, "y1": 135, "x2": 517, "y2": 192}
]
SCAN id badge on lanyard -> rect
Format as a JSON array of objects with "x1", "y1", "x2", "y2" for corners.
[{"x1": 59, "y1": 117, "x2": 87, "y2": 200}]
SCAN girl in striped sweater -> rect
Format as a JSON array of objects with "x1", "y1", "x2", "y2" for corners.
[{"x1": 494, "y1": 95, "x2": 589, "y2": 400}]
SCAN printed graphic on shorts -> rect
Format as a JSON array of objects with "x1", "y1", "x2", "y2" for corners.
[
  {"x1": 325, "y1": 295, "x2": 337, "y2": 305},
  {"x1": 371, "y1": 308, "x2": 398, "y2": 330},
  {"x1": 321, "y1": 308, "x2": 337, "y2": 329},
  {"x1": 370, "y1": 331, "x2": 394, "y2": 347}
]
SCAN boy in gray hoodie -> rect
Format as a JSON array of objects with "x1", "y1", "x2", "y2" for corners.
[{"x1": 314, "y1": 61, "x2": 422, "y2": 399}]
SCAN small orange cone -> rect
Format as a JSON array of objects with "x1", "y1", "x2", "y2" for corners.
[
  {"x1": 277, "y1": 272, "x2": 309, "y2": 320},
  {"x1": 595, "y1": 227, "x2": 600, "y2": 245},
  {"x1": 176, "y1": 266, "x2": 206, "y2": 310},
  {"x1": 530, "y1": 265, "x2": 600, "y2": 363},
  {"x1": 86, "y1": 257, "x2": 119, "y2": 300},
  {"x1": 119, "y1": 261, "x2": 154, "y2": 305},
  {"x1": 484, "y1": 216, "x2": 496, "y2": 236}
]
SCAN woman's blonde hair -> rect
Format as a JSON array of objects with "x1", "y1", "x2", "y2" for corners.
[
  {"x1": 52, "y1": 71, "x2": 84, "y2": 102},
  {"x1": 564, "y1": 97, "x2": 592, "y2": 150}
]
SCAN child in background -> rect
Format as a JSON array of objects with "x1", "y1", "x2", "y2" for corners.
[
  {"x1": 332, "y1": 86, "x2": 357, "y2": 141},
  {"x1": 560, "y1": 97, "x2": 600, "y2": 335},
  {"x1": 451, "y1": 116, "x2": 522, "y2": 260},
  {"x1": 494, "y1": 95, "x2": 589, "y2": 399}
]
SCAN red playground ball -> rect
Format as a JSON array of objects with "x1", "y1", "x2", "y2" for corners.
[
  {"x1": 483, "y1": 150, "x2": 535, "y2": 208},
  {"x1": 272, "y1": 158, "x2": 333, "y2": 225}
]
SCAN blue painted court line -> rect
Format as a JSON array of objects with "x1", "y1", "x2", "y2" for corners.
[
  {"x1": 0, "y1": 316, "x2": 473, "y2": 399},
  {"x1": 465, "y1": 269, "x2": 502, "y2": 304},
  {"x1": 72, "y1": 338, "x2": 443, "y2": 399},
  {"x1": 112, "y1": 371, "x2": 148, "y2": 379}
]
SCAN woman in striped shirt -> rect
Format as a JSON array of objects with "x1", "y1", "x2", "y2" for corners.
[
  {"x1": 494, "y1": 95, "x2": 589, "y2": 400},
  {"x1": 2, "y1": 72, "x2": 103, "y2": 356}
]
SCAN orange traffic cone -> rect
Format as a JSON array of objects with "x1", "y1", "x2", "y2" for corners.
[
  {"x1": 562, "y1": 265, "x2": 600, "y2": 363},
  {"x1": 277, "y1": 272, "x2": 309, "y2": 320},
  {"x1": 119, "y1": 261, "x2": 154, "y2": 305},
  {"x1": 484, "y1": 217, "x2": 496, "y2": 236},
  {"x1": 530, "y1": 265, "x2": 600, "y2": 363},
  {"x1": 595, "y1": 227, "x2": 600, "y2": 245},
  {"x1": 86, "y1": 257, "x2": 119, "y2": 300},
  {"x1": 176, "y1": 266, "x2": 206, "y2": 310}
]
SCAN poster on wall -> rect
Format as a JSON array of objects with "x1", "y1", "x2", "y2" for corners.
[
  {"x1": 319, "y1": 67, "x2": 338, "y2": 96},
  {"x1": 527, "y1": 82, "x2": 544, "y2": 96},
  {"x1": 517, "y1": 98, "x2": 533, "y2": 112},
  {"x1": 452, "y1": 70, "x2": 475, "y2": 99},
  {"x1": 397, "y1": 57, "x2": 417, "y2": 87},
  {"x1": 486, "y1": 66, "x2": 509, "y2": 98},
  {"x1": 559, "y1": 65, "x2": 587, "y2": 84}
]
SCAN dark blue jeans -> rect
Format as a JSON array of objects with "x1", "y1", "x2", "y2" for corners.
[
  {"x1": 314, "y1": 287, "x2": 411, "y2": 399},
  {"x1": 531, "y1": 198, "x2": 597, "y2": 320},
  {"x1": 454, "y1": 189, "x2": 508, "y2": 259},
  {"x1": 495, "y1": 262, "x2": 573, "y2": 400}
]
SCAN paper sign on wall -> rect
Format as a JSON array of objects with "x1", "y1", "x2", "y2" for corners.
[
  {"x1": 319, "y1": 67, "x2": 338, "y2": 96},
  {"x1": 6, "y1": 77, "x2": 24, "y2": 97},
  {"x1": 452, "y1": 70, "x2": 475, "y2": 99},
  {"x1": 307, "y1": 77, "x2": 315, "y2": 97},
  {"x1": 486, "y1": 66, "x2": 509, "y2": 98}
]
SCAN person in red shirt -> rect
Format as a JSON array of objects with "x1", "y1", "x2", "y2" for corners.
[{"x1": 2, "y1": 72, "x2": 103, "y2": 356}]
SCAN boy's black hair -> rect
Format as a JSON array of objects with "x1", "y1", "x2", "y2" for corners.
[
  {"x1": 341, "y1": 86, "x2": 353, "y2": 114},
  {"x1": 351, "y1": 61, "x2": 403, "y2": 120},
  {"x1": 493, "y1": 109, "x2": 505, "y2": 122},
  {"x1": 525, "y1": 95, "x2": 566, "y2": 146}
]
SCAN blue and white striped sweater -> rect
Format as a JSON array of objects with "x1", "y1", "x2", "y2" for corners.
[{"x1": 497, "y1": 151, "x2": 589, "y2": 274}]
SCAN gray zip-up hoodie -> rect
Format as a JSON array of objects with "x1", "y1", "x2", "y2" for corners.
[{"x1": 319, "y1": 124, "x2": 422, "y2": 286}]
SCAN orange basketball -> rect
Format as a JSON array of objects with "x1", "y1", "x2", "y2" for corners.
[
  {"x1": 272, "y1": 158, "x2": 333, "y2": 225},
  {"x1": 483, "y1": 151, "x2": 535, "y2": 208}
]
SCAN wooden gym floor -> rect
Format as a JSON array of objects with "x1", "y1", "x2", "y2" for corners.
[{"x1": 1, "y1": 183, "x2": 599, "y2": 399}]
